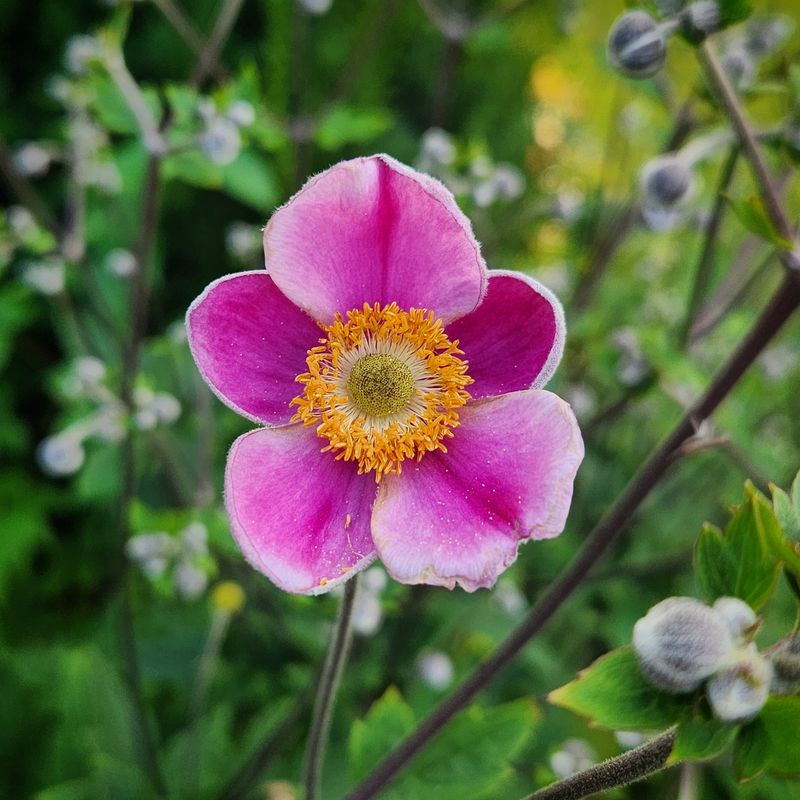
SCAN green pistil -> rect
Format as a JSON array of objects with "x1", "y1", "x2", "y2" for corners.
[{"x1": 347, "y1": 354, "x2": 415, "y2": 417}]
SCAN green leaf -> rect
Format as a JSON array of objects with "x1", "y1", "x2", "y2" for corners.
[
  {"x1": 724, "y1": 195, "x2": 794, "y2": 251},
  {"x1": 548, "y1": 647, "x2": 688, "y2": 731},
  {"x1": 89, "y1": 75, "x2": 160, "y2": 136},
  {"x1": 694, "y1": 484, "x2": 782, "y2": 610},
  {"x1": 717, "y1": 0, "x2": 753, "y2": 29},
  {"x1": 771, "y1": 471, "x2": 800, "y2": 542},
  {"x1": 315, "y1": 105, "x2": 392, "y2": 151},
  {"x1": 734, "y1": 696, "x2": 800, "y2": 780},
  {"x1": 222, "y1": 149, "x2": 280, "y2": 211},
  {"x1": 349, "y1": 687, "x2": 415, "y2": 782},
  {"x1": 349, "y1": 691, "x2": 539, "y2": 799},
  {"x1": 669, "y1": 708, "x2": 737, "y2": 763},
  {"x1": 163, "y1": 150, "x2": 224, "y2": 189},
  {"x1": 397, "y1": 700, "x2": 540, "y2": 800}
]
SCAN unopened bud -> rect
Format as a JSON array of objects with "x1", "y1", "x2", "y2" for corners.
[
  {"x1": 712, "y1": 597, "x2": 758, "y2": 642},
  {"x1": 682, "y1": 1, "x2": 720, "y2": 39},
  {"x1": 707, "y1": 647, "x2": 772, "y2": 723},
  {"x1": 212, "y1": 581, "x2": 246, "y2": 614},
  {"x1": 633, "y1": 597, "x2": 733, "y2": 693},
  {"x1": 720, "y1": 48, "x2": 755, "y2": 91},
  {"x1": 640, "y1": 154, "x2": 695, "y2": 208},
  {"x1": 607, "y1": 11, "x2": 667, "y2": 79},
  {"x1": 768, "y1": 635, "x2": 800, "y2": 695}
]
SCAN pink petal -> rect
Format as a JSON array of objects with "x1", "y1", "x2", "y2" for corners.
[
  {"x1": 447, "y1": 270, "x2": 565, "y2": 400},
  {"x1": 187, "y1": 271, "x2": 322, "y2": 425},
  {"x1": 371, "y1": 390, "x2": 584, "y2": 591},
  {"x1": 225, "y1": 424, "x2": 378, "y2": 594},
  {"x1": 263, "y1": 155, "x2": 487, "y2": 324}
]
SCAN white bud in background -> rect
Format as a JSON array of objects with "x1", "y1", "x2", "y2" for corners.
[
  {"x1": 712, "y1": 597, "x2": 758, "y2": 642},
  {"x1": 200, "y1": 117, "x2": 241, "y2": 166},
  {"x1": 495, "y1": 579, "x2": 526, "y2": 615},
  {"x1": 607, "y1": 11, "x2": 667, "y2": 79},
  {"x1": 225, "y1": 222, "x2": 261, "y2": 260},
  {"x1": 707, "y1": 646, "x2": 772, "y2": 723},
  {"x1": 174, "y1": 561, "x2": 208, "y2": 599},
  {"x1": 152, "y1": 393, "x2": 181, "y2": 424},
  {"x1": 492, "y1": 164, "x2": 525, "y2": 201},
  {"x1": 181, "y1": 522, "x2": 208, "y2": 556},
  {"x1": 74, "y1": 356, "x2": 106, "y2": 385},
  {"x1": 125, "y1": 532, "x2": 175, "y2": 563},
  {"x1": 93, "y1": 407, "x2": 126, "y2": 442},
  {"x1": 227, "y1": 99, "x2": 256, "y2": 128},
  {"x1": 8, "y1": 205, "x2": 36, "y2": 235},
  {"x1": 168, "y1": 319, "x2": 189, "y2": 344},
  {"x1": 416, "y1": 649, "x2": 454, "y2": 691},
  {"x1": 22, "y1": 260, "x2": 66, "y2": 296},
  {"x1": 13, "y1": 143, "x2": 52, "y2": 177},
  {"x1": 472, "y1": 179, "x2": 498, "y2": 208},
  {"x1": 720, "y1": 47, "x2": 755, "y2": 91},
  {"x1": 351, "y1": 590, "x2": 383, "y2": 636},
  {"x1": 133, "y1": 408, "x2": 159, "y2": 431},
  {"x1": 65, "y1": 35, "x2": 101, "y2": 75},
  {"x1": 633, "y1": 597, "x2": 734, "y2": 693},
  {"x1": 682, "y1": 1, "x2": 720, "y2": 38},
  {"x1": 361, "y1": 566, "x2": 388, "y2": 594},
  {"x1": 37, "y1": 434, "x2": 85, "y2": 476},
  {"x1": 420, "y1": 128, "x2": 456, "y2": 167},
  {"x1": 298, "y1": 0, "x2": 334, "y2": 16},
  {"x1": 745, "y1": 15, "x2": 793, "y2": 58},
  {"x1": 550, "y1": 739, "x2": 595, "y2": 779},
  {"x1": 105, "y1": 248, "x2": 137, "y2": 278}
]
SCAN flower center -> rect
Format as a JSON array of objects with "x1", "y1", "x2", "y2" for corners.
[
  {"x1": 291, "y1": 302, "x2": 472, "y2": 481},
  {"x1": 347, "y1": 354, "x2": 415, "y2": 417}
]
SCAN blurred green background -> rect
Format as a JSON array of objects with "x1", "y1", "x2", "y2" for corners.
[{"x1": 1, "y1": 0, "x2": 799, "y2": 797}]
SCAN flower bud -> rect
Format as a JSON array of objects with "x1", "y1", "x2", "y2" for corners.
[
  {"x1": 633, "y1": 597, "x2": 734, "y2": 693},
  {"x1": 682, "y1": 1, "x2": 720, "y2": 39},
  {"x1": 768, "y1": 635, "x2": 800, "y2": 695},
  {"x1": 720, "y1": 47, "x2": 755, "y2": 91},
  {"x1": 37, "y1": 434, "x2": 85, "y2": 476},
  {"x1": 212, "y1": 581, "x2": 246, "y2": 615},
  {"x1": 640, "y1": 154, "x2": 695, "y2": 208},
  {"x1": 707, "y1": 647, "x2": 772, "y2": 723},
  {"x1": 416, "y1": 649, "x2": 454, "y2": 691},
  {"x1": 607, "y1": 11, "x2": 667, "y2": 79},
  {"x1": 712, "y1": 597, "x2": 758, "y2": 642}
]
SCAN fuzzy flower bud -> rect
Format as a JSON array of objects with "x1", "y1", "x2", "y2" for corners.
[
  {"x1": 682, "y1": 1, "x2": 720, "y2": 39},
  {"x1": 416, "y1": 649, "x2": 454, "y2": 691},
  {"x1": 712, "y1": 597, "x2": 758, "y2": 643},
  {"x1": 212, "y1": 581, "x2": 246, "y2": 615},
  {"x1": 633, "y1": 597, "x2": 734, "y2": 693},
  {"x1": 640, "y1": 154, "x2": 694, "y2": 209},
  {"x1": 200, "y1": 117, "x2": 241, "y2": 166},
  {"x1": 768, "y1": 635, "x2": 800, "y2": 695},
  {"x1": 707, "y1": 646, "x2": 772, "y2": 723},
  {"x1": 607, "y1": 11, "x2": 667, "y2": 79},
  {"x1": 37, "y1": 434, "x2": 85, "y2": 476}
]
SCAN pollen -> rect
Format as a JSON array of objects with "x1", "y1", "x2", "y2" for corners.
[{"x1": 291, "y1": 302, "x2": 472, "y2": 481}]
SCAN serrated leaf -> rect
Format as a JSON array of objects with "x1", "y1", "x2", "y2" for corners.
[
  {"x1": 734, "y1": 696, "x2": 800, "y2": 780},
  {"x1": 349, "y1": 687, "x2": 416, "y2": 782},
  {"x1": 669, "y1": 709, "x2": 737, "y2": 763},
  {"x1": 724, "y1": 195, "x2": 794, "y2": 251},
  {"x1": 694, "y1": 485, "x2": 782, "y2": 610},
  {"x1": 548, "y1": 647, "x2": 688, "y2": 731}
]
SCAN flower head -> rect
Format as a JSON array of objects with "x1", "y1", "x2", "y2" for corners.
[{"x1": 187, "y1": 155, "x2": 583, "y2": 594}]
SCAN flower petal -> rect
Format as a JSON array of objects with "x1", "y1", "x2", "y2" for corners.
[
  {"x1": 263, "y1": 154, "x2": 487, "y2": 324},
  {"x1": 371, "y1": 390, "x2": 583, "y2": 591},
  {"x1": 225, "y1": 424, "x2": 378, "y2": 594},
  {"x1": 187, "y1": 271, "x2": 322, "y2": 425},
  {"x1": 447, "y1": 270, "x2": 565, "y2": 400}
]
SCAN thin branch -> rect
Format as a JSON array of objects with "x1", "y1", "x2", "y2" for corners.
[
  {"x1": 522, "y1": 729, "x2": 677, "y2": 800},
  {"x1": 698, "y1": 40, "x2": 799, "y2": 271},
  {"x1": 344, "y1": 272, "x2": 800, "y2": 800},
  {"x1": 680, "y1": 145, "x2": 739, "y2": 346},
  {"x1": 150, "y1": 0, "x2": 229, "y2": 83},
  {"x1": 304, "y1": 577, "x2": 359, "y2": 800},
  {"x1": 188, "y1": 0, "x2": 245, "y2": 88}
]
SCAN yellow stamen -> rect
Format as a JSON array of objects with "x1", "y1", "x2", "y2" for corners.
[{"x1": 291, "y1": 302, "x2": 472, "y2": 481}]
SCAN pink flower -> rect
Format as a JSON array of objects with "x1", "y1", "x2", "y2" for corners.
[{"x1": 187, "y1": 155, "x2": 584, "y2": 595}]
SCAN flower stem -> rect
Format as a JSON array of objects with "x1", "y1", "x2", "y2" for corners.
[
  {"x1": 698, "y1": 40, "x2": 799, "y2": 270},
  {"x1": 304, "y1": 576, "x2": 360, "y2": 800},
  {"x1": 345, "y1": 271, "x2": 800, "y2": 800},
  {"x1": 521, "y1": 729, "x2": 677, "y2": 800}
]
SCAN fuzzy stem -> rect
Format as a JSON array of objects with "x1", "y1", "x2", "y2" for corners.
[
  {"x1": 698, "y1": 40, "x2": 799, "y2": 270},
  {"x1": 304, "y1": 577, "x2": 359, "y2": 800},
  {"x1": 522, "y1": 729, "x2": 677, "y2": 800}
]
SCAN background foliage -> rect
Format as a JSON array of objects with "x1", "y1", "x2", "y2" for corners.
[{"x1": 1, "y1": 0, "x2": 799, "y2": 797}]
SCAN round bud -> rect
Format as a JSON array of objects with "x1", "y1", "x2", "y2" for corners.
[
  {"x1": 712, "y1": 597, "x2": 758, "y2": 642},
  {"x1": 633, "y1": 597, "x2": 734, "y2": 693},
  {"x1": 212, "y1": 581, "x2": 246, "y2": 615},
  {"x1": 707, "y1": 647, "x2": 772, "y2": 723},
  {"x1": 682, "y1": 1, "x2": 720, "y2": 39},
  {"x1": 607, "y1": 11, "x2": 667, "y2": 79},
  {"x1": 720, "y1": 47, "x2": 755, "y2": 91},
  {"x1": 768, "y1": 635, "x2": 800, "y2": 695},
  {"x1": 640, "y1": 154, "x2": 695, "y2": 208}
]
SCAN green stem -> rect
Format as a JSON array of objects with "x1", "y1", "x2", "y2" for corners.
[
  {"x1": 522, "y1": 729, "x2": 677, "y2": 800},
  {"x1": 303, "y1": 577, "x2": 359, "y2": 800}
]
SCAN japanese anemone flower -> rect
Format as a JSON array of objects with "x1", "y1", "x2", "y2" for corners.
[{"x1": 187, "y1": 155, "x2": 584, "y2": 595}]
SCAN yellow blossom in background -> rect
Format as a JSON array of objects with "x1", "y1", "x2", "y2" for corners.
[
  {"x1": 212, "y1": 580, "x2": 246, "y2": 614},
  {"x1": 530, "y1": 55, "x2": 584, "y2": 118}
]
